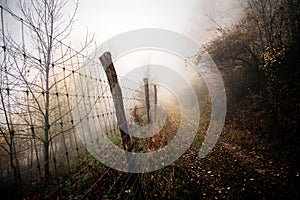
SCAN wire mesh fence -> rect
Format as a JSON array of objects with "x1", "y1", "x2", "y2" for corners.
[{"x1": 0, "y1": 5, "x2": 156, "y2": 198}]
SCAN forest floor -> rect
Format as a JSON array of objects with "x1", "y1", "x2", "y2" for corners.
[
  {"x1": 73, "y1": 107, "x2": 300, "y2": 200},
  {"x1": 174, "y1": 138, "x2": 300, "y2": 199},
  {"x1": 23, "y1": 107, "x2": 300, "y2": 200},
  {"x1": 70, "y1": 136, "x2": 299, "y2": 200}
]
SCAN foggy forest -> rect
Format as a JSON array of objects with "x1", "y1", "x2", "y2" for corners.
[{"x1": 0, "y1": 0, "x2": 299, "y2": 199}]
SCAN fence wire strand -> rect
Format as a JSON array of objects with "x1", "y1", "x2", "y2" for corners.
[{"x1": 0, "y1": 5, "x2": 157, "y2": 199}]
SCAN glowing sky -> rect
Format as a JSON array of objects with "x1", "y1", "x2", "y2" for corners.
[
  {"x1": 70, "y1": 0, "x2": 243, "y2": 47},
  {"x1": 0, "y1": 0, "x2": 243, "y2": 99},
  {"x1": 67, "y1": 0, "x2": 243, "y2": 80}
]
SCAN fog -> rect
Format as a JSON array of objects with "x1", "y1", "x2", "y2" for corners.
[
  {"x1": 1, "y1": 0, "x2": 244, "y2": 106},
  {"x1": 68, "y1": 0, "x2": 244, "y2": 106},
  {"x1": 69, "y1": 0, "x2": 243, "y2": 46}
]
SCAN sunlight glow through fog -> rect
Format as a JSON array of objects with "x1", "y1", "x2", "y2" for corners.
[
  {"x1": 1, "y1": 0, "x2": 242, "y2": 101},
  {"x1": 70, "y1": 0, "x2": 242, "y2": 46},
  {"x1": 68, "y1": 0, "x2": 242, "y2": 102},
  {"x1": 72, "y1": 0, "x2": 197, "y2": 45}
]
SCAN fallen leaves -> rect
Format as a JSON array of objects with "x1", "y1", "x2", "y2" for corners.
[{"x1": 124, "y1": 189, "x2": 131, "y2": 193}]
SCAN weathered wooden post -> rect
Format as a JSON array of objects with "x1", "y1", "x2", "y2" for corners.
[
  {"x1": 154, "y1": 85, "x2": 157, "y2": 105},
  {"x1": 143, "y1": 78, "x2": 150, "y2": 124},
  {"x1": 99, "y1": 52, "x2": 132, "y2": 151},
  {"x1": 100, "y1": 53, "x2": 142, "y2": 197},
  {"x1": 153, "y1": 84, "x2": 157, "y2": 121}
]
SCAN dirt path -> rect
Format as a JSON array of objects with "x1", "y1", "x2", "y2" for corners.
[
  {"x1": 173, "y1": 136, "x2": 300, "y2": 199},
  {"x1": 220, "y1": 141, "x2": 290, "y2": 176}
]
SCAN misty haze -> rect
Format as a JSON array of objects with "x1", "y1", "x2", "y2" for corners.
[{"x1": 0, "y1": 0, "x2": 299, "y2": 199}]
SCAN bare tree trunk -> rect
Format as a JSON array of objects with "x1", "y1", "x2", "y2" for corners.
[
  {"x1": 44, "y1": 59, "x2": 51, "y2": 185},
  {"x1": 1, "y1": 0, "x2": 92, "y2": 194}
]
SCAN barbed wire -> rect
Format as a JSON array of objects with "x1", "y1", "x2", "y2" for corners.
[{"x1": 0, "y1": 5, "x2": 156, "y2": 199}]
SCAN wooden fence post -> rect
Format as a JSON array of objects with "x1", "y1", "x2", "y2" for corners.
[
  {"x1": 143, "y1": 78, "x2": 150, "y2": 124},
  {"x1": 153, "y1": 84, "x2": 157, "y2": 121},
  {"x1": 154, "y1": 85, "x2": 157, "y2": 105},
  {"x1": 99, "y1": 52, "x2": 132, "y2": 151}
]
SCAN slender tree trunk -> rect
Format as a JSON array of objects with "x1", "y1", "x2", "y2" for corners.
[
  {"x1": 9, "y1": 141, "x2": 19, "y2": 194},
  {"x1": 44, "y1": 53, "x2": 51, "y2": 185}
]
